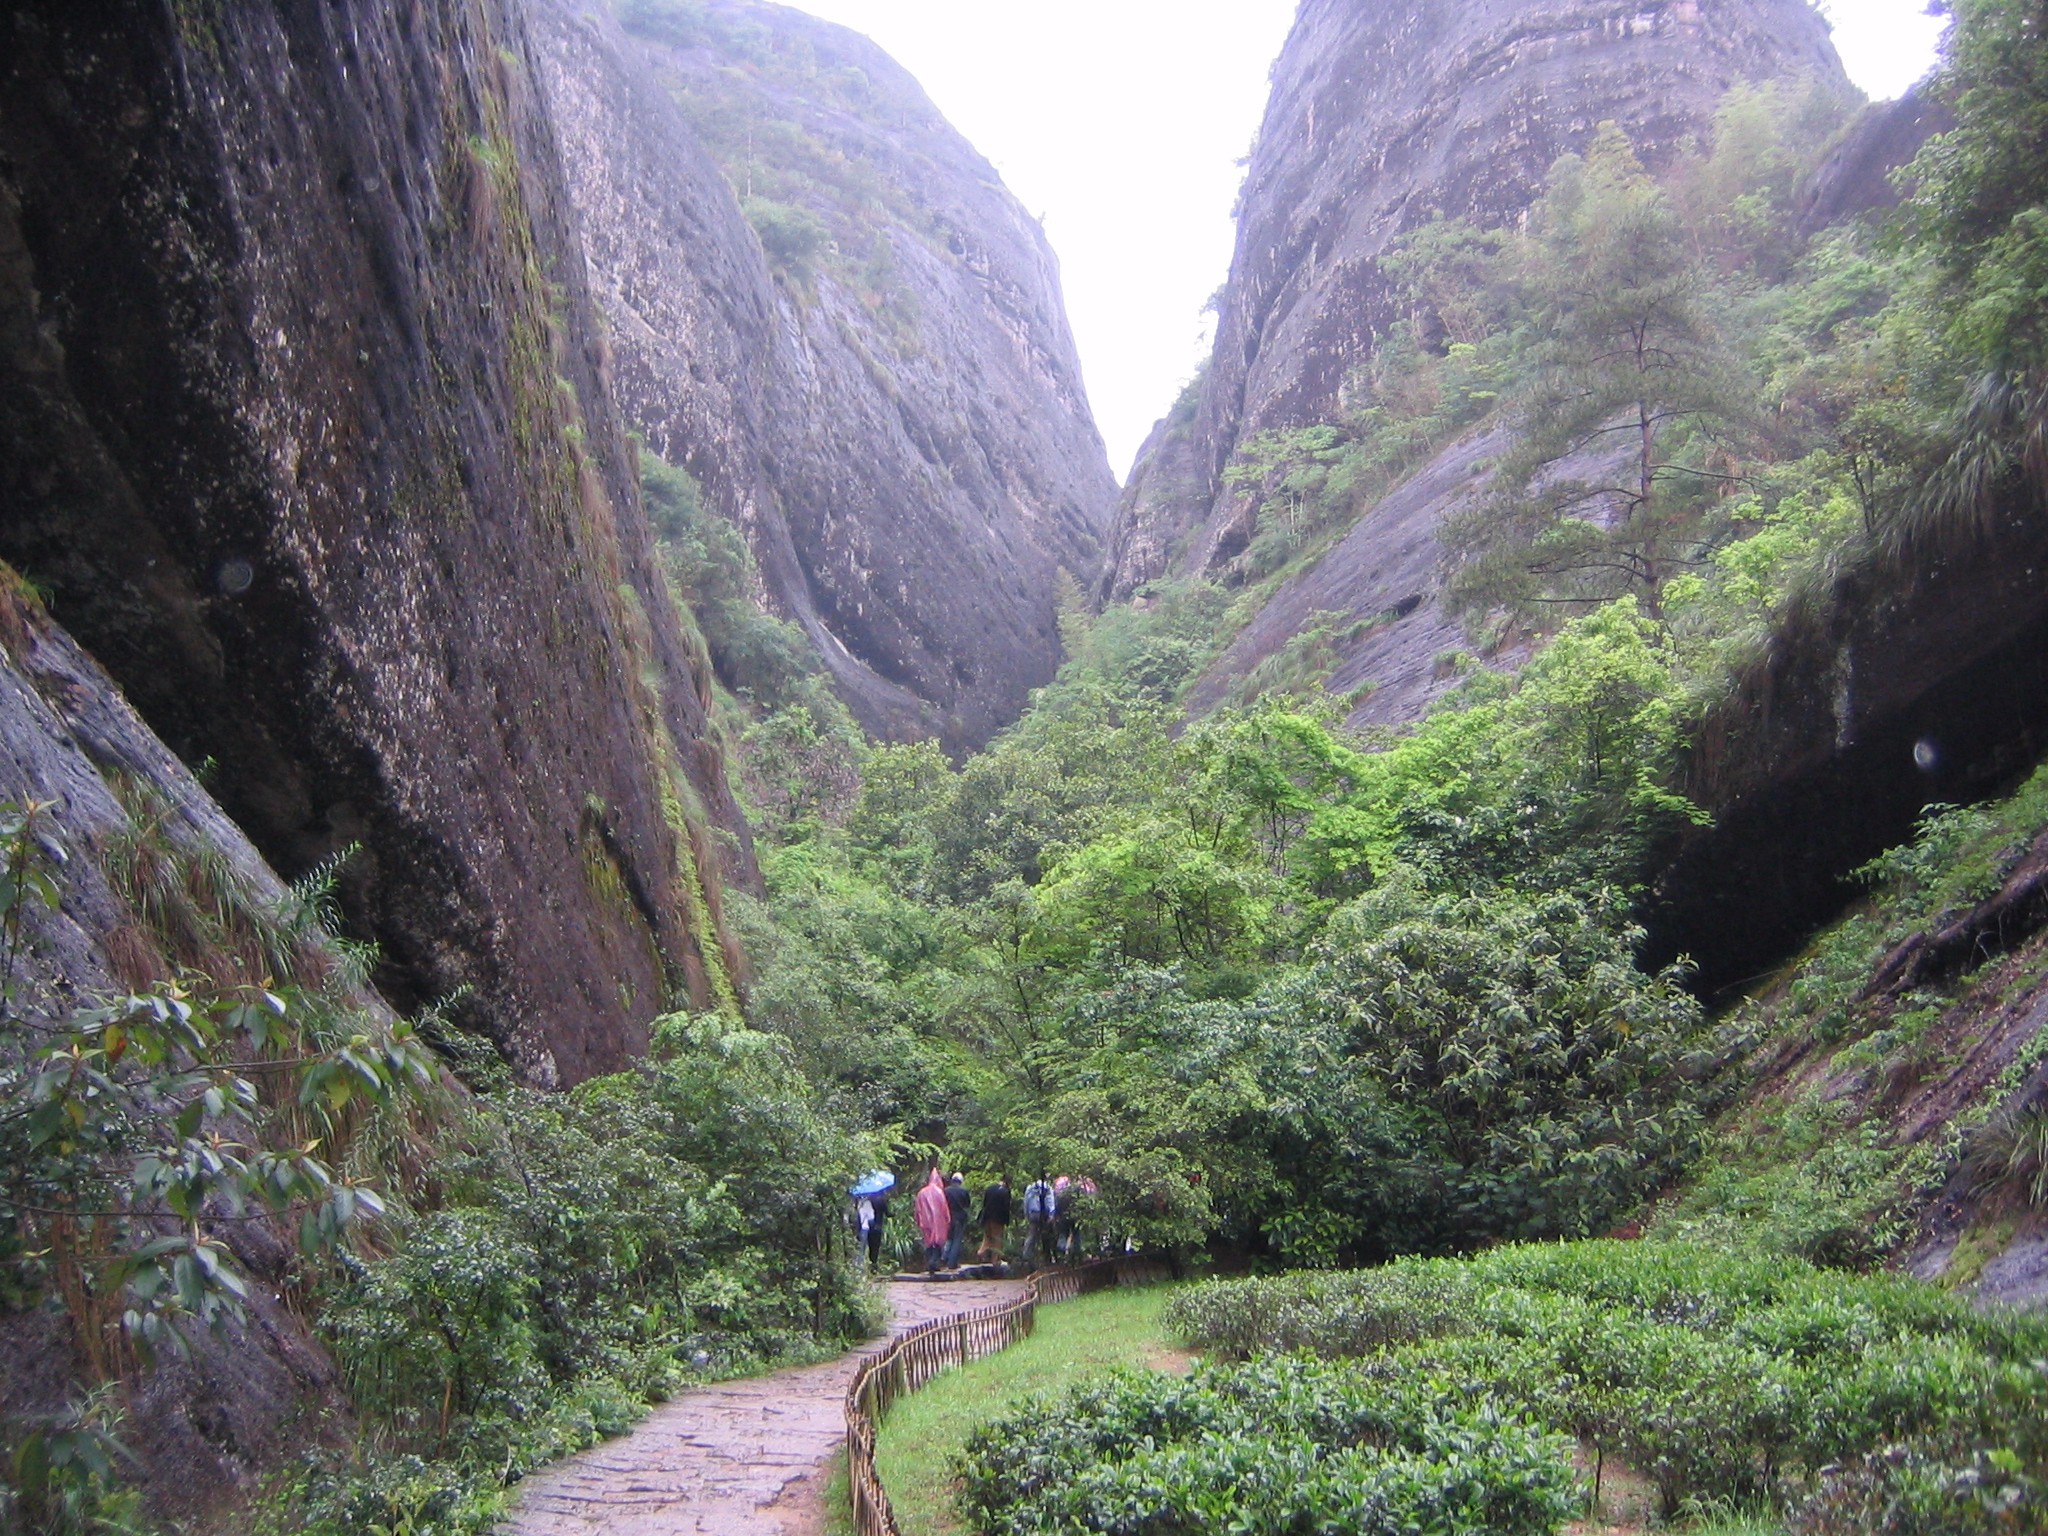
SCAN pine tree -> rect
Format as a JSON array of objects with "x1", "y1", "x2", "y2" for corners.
[{"x1": 1448, "y1": 126, "x2": 1753, "y2": 621}]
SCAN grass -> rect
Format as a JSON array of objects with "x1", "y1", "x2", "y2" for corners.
[
  {"x1": 873, "y1": 1283, "x2": 1192, "y2": 1536},
  {"x1": 821, "y1": 1448, "x2": 854, "y2": 1536}
]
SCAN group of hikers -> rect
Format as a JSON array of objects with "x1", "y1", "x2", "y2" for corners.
[{"x1": 852, "y1": 1169, "x2": 1086, "y2": 1274}]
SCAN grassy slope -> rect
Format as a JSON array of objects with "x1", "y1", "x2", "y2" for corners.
[{"x1": 869, "y1": 1285, "x2": 1192, "y2": 1536}]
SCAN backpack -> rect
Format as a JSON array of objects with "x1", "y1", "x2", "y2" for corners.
[{"x1": 1024, "y1": 1181, "x2": 1053, "y2": 1222}]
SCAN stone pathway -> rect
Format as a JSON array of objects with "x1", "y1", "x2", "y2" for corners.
[{"x1": 505, "y1": 1278, "x2": 1024, "y2": 1536}]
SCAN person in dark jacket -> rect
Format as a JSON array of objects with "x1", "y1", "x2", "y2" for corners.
[
  {"x1": 863, "y1": 1191, "x2": 889, "y2": 1268},
  {"x1": 976, "y1": 1176, "x2": 1012, "y2": 1262},
  {"x1": 943, "y1": 1172, "x2": 972, "y2": 1268}
]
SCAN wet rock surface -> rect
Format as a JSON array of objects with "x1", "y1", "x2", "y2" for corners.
[
  {"x1": 1645, "y1": 506, "x2": 2048, "y2": 994},
  {"x1": 1181, "y1": 428, "x2": 1504, "y2": 730},
  {"x1": 0, "y1": 0, "x2": 749, "y2": 1085},
  {"x1": 533, "y1": 0, "x2": 1118, "y2": 754},
  {"x1": 1797, "y1": 84, "x2": 1951, "y2": 238}
]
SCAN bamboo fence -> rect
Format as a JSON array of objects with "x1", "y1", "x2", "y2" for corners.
[{"x1": 844, "y1": 1255, "x2": 1173, "y2": 1536}]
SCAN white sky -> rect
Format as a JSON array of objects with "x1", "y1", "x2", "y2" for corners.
[{"x1": 788, "y1": 0, "x2": 1948, "y2": 481}]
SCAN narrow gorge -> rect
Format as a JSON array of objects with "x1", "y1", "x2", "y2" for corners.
[{"x1": 4, "y1": 1, "x2": 2047, "y2": 1532}]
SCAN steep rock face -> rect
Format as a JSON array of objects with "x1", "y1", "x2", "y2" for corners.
[
  {"x1": 533, "y1": 0, "x2": 1118, "y2": 753},
  {"x1": 1644, "y1": 503, "x2": 2048, "y2": 995},
  {"x1": 0, "y1": 578, "x2": 369, "y2": 1519},
  {"x1": 1797, "y1": 84, "x2": 1951, "y2": 237},
  {"x1": 1180, "y1": 427, "x2": 1503, "y2": 728},
  {"x1": 0, "y1": 0, "x2": 749, "y2": 1086},
  {"x1": 1105, "y1": 0, "x2": 1847, "y2": 609}
]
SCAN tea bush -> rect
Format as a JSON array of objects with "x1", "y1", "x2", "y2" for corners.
[
  {"x1": 1166, "y1": 1243, "x2": 2048, "y2": 1526},
  {"x1": 957, "y1": 1354, "x2": 1576, "y2": 1536}
]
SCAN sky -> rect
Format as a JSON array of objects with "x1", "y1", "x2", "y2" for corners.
[{"x1": 788, "y1": 1, "x2": 1949, "y2": 481}]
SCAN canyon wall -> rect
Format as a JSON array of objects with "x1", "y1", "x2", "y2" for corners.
[
  {"x1": 535, "y1": 0, "x2": 1119, "y2": 753},
  {"x1": 1110, "y1": 0, "x2": 1847, "y2": 599},
  {"x1": 0, "y1": 0, "x2": 749, "y2": 1087}
]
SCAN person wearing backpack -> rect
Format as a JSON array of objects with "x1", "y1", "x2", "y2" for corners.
[
  {"x1": 1021, "y1": 1175, "x2": 1055, "y2": 1264},
  {"x1": 864, "y1": 1192, "x2": 890, "y2": 1267}
]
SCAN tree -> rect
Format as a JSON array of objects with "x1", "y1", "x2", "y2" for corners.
[
  {"x1": 1295, "y1": 879, "x2": 1711, "y2": 1248},
  {"x1": 0, "y1": 801, "x2": 426, "y2": 1375},
  {"x1": 1897, "y1": 0, "x2": 2048, "y2": 541},
  {"x1": 1450, "y1": 126, "x2": 1753, "y2": 619}
]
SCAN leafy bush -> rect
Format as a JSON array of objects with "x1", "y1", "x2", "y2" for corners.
[
  {"x1": 742, "y1": 197, "x2": 830, "y2": 282},
  {"x1": 1167, "y1": 1242, "x2": 2048, "y2": 1523},
  {"x1": 643, "y1": 451, "x2": 817, "y2": 709},
  {"x1": 957, "y1": 1354, "x2": 1577, "y2": 1536},
  {"x1": 303, "y1": 1015, "x2": 884, "y2": 1525},
  {"x1": 1291, "y1": 880, "x2": 1711, "y2": 1248},
  {"x1": 0, "y1": 796, "x2": 426, "y2": 1382}
]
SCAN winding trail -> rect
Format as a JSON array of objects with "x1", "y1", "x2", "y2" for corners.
[{"x1": 505, "y1": 1279, "x2": 1024, "y2": 1536}]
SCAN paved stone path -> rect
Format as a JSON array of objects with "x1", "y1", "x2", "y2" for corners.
[{"x1": 505, "y1": 1278, "x2": 1024, "y2": 1536}]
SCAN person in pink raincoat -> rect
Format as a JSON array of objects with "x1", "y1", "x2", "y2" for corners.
[{"x1": 914, "y1": 1168, "x2": 951, "y2": 1274}]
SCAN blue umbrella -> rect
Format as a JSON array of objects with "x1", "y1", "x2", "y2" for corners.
[{"x1": 849, "y1": 1170, "x2": 896, "y2": 1198}]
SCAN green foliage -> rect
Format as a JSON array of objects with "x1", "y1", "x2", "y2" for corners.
[
  {"x1": 957, "y1": 1354, "x2": 1577, "y2": 1536},
  {"x1": 299, "y1": 1014, "x2": 884, "y2": 1532},
  {"x1": 1657, "y1": 765, "x2": 2048, "y2": 1269},
  {"x1": 1289, "y1": 880, "x2": 1709, "y2": 1249},
  {"x1": 0, "y1": 1388, "x2": 144, "y2": 1536},
  {"x1": 0, "y1": 800, "x2": 426, "y2": 1378},
  {"x1": 737, "y1": 586, "x2": 1710, "y2": 1266},
  {"x1": 326, "y1": 1013, "x2": 878, "y2": 1410},
  {"x1": 643, "y1": 449, "x2": 867, "y2": 832},
  {"x1": 1675, "y1": 80, "x2": 1858, "y2": 280},
  {"x1": 1968, "y1": 1105, "x2": 2048, "y2": 1208},
  {"x1": 624, "y1": 0, "x2": 938, "y2": 340},
  {"x1": 643, "y1": 451, "x2": 816, "y2": 708},
  {"x1": 1450, "y1": 124, "x2": 1755, "y2": 618},
  {"x1": 1215, "y1": 219, "x2": 1525, "y2": 589},
  {"x1": 1910, "y1": 0, "x2": 2048, "y2": 373},
  {"x1": 1167, "y1": 1242, "x2": 2048, "y2": 1525},
  {"x1": 743, "y1": 196, "x2": 830, "y2": 284},
  {"x1": 1223, "y1": 425, "x2": 1350, "y2": 577},
  {"x1": 1219, "y1": 610, "x2": 1353, "y2": 709},
  {"x1": 1658, "y1": 1114, "x2": 1936, "y2": 1269},
  {"x1": 1871, "y1": 0, "x2": 2048, "y2": 556}
]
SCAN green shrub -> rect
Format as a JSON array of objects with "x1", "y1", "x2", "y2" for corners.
[
  {"x1": 957, "y1": 1355, "x2": 1577, "y2": 1536},
  {"x1": 742, "y1": 197, "x2": 829, "y2": 282},
  {"x1": 323, "y1": 1208, "x2": 545, "y2": 1427},
  {"x1": 1166, "y1": 1242, "x2": 2048, "y2": 1522},
  {"x1": 643, "y1": 451, "x2": 818, "y2": 709},
  {"x1": 300, "y1": 1016, "x2": 883, "y2": 1527}
]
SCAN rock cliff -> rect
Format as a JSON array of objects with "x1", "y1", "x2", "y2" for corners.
[
  {"x1": 1106, "y1": 0, "x2": 1850, "y2": 714},
  {"x1": 532, "y1": 0, "x2": 1119, "y2": 753},
  {"x1": 0, "y1": 573, "x2": 368, "y2": 1521},
  {"x1": 0, "y1": 0, "x2": 749, "y2": 1087},
  {"x1": 1644, "y1": 505, "x2": 2048, "y2": 996},
  {"x1": 1796, "y1": 83, "x2": 1951, "y2": 237}
]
